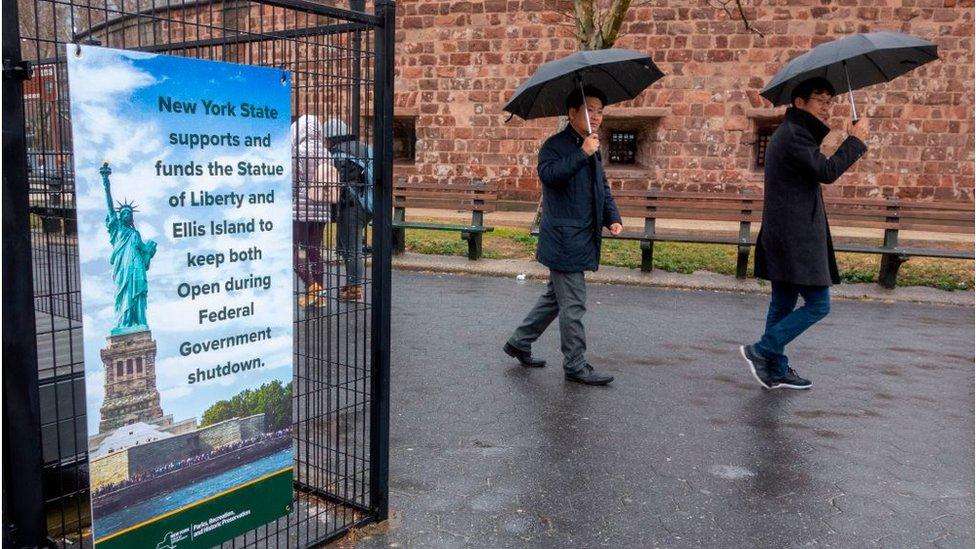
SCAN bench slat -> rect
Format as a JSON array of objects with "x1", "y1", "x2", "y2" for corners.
[
  {"x1": 616, "y1": 199, "x2": 759, "y2": 211},
  {"x1": 895, "y1": 211, "x2": 975, "y2": 222},
  {"x1": 394, "y1": 183, "x2": 492, "y2": 191},
  {"x1": 895, "y1": 221, "x2": 974, "y2": 233},
  {"x1": 393, "y1": 221, "x2": 494, "y2": 233},
  {"x1": 823, "y1": 197, "x2": 898, "y2": 207},
  {"x1": 611, "y1": 232, "x2": 750, "y2": 245},
  {"x1": 617, "y1": 211, "x2": 761, "y2": 223},
  {"x1": 835, "y1": 243, "x2": 974, "y2": 259},
  {"x1": 897, "y1": 201, "x2": 976, "y2": 212},
  {"x1": 394, "y1": 190, "x2": 497, "y2": 199},
  {"x1": 394, "y1": 201, "x2": 498, "y2": 213},
  {"x1": 612, "y1": 189, "x2": 762, "y2": 200}
]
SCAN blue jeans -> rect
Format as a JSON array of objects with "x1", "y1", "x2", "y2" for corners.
[{"x1": 754, "y1": 281, "x2": 831, "y2": 377}]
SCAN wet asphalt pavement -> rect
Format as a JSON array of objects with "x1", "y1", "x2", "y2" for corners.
[{"x1": 354, "y1": 271, "x2": 974, "y2": 548}]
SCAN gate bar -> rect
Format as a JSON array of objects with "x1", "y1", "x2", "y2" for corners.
[
  {"x1": 2, "y1": 0, "x2": 50, "y2": 544},
  {"x1": 74, "y1": 23, "x2": 373, "y2": 53},
  {"x1": 79, "y1": 0, "x2": 381, "y2": 38},
  {"x1": 369, "y1": 0, "x2": 395, "y2": 522}
]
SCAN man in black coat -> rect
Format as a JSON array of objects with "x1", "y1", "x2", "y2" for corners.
[
  {"x1": 504, "y1": 86, "x2": 623, "y2": 386},
  {"x1": 741, "y1": 77, "x2": 870, "y2": 390}
]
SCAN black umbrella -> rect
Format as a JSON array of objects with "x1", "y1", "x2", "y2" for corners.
[
  {"x1": 504, "y1": 48, "x2": 664, "y2": 134},
  {"x1": 761, "y1": 31, "x2": 938, "y2": 120}
]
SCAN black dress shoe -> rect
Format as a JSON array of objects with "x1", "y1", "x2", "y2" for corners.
[
  {"x1": 565, "y1": 364, "x2": 613, "y2": 386},
  {"x1": 503, "y1": 342, "x2": 546, "y2": 368}
]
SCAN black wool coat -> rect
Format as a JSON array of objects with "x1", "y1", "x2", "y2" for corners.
[
  {"x1": 754, "y1": 107, "x2": 868, "y2": 286},
  {"x1": 535, "y1": 126, "x2": 622, "y2": 273}
]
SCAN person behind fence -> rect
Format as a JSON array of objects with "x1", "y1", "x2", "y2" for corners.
[
  {"x1": 740, "y1": 77, "x2": 870, "y2": 390},
  {"x1": 292, "y1": 115, "x2": 339, "y2": 309},
  {"x1": 503, "y1": 86, "x2": 623, "y2": 386},
  {"x1": 322, "y1": 118, "x2": 373, "y2": 303}
]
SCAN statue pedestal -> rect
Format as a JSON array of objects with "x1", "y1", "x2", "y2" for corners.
[{"x1": 98, "y1": 330, "x2": 164, "y2": 434}]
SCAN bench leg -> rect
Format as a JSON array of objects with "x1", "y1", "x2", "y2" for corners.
[
  {"x1": 393, "y1": 227, "x2": 405, "y2": 255},
  {"x1": 735, "y1": 245, "x2": 750, "y2": 279},
  {"x1": 640, "y1": 240, "x2": 654, "y2": 273},
  {"x1": 464, "y1": 232, "x2": 482, "y2": 260},
  {"x1": 878, "y1": 253, "x2": 908, "y2": 289}
]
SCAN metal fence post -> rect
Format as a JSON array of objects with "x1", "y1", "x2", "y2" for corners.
[
  {"x1": 2, "y1": 0, "x2": 50, "y2": 545},
  {"x1": 350, "y1": 0, "x2": 365, "y2": 139},
  {"x1": 369, "y1": 0, "x2": 395, "y2": 522}
]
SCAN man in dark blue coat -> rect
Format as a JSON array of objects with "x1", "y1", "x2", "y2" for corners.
[
  {"x1": 741, "y1": 77, "x2": 870, "y2": 390},
  {"x1": 504, "y1": 87, "x2": 623, "y2": 386}
]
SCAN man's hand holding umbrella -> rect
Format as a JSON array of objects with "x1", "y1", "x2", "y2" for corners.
[{"x1": 847, "y1": 118, "x2": 869, "y2": 143}]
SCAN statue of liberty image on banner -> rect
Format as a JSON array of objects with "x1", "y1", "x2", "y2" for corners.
[{"x1": 101, "y1": 162, "x2": 157, "y2": 335}]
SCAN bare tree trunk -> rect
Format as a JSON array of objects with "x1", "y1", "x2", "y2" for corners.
[
  {"x1": 597, "y1": 0, "x2": 633, "y2": 49},
  {"x1": 574, "y1": 0, "x2": 596, "y2": 49}
]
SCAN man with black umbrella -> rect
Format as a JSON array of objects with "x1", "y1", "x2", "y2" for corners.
[
  {"x1": 503, "y1": 86, "x2": 623, "y2": 386},
  {"x1": 741, "y1": 77, "x2": 870, "y2": 390}
]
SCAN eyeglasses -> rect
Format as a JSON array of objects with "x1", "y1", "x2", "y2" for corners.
[{"x1": 807, "y1": 96, "x2": 837, "y2": 106}]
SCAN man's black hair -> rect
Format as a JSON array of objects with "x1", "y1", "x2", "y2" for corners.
[
  {"x1": 566, "y1": 86, "x2": 608, "y2": 112},
  {"x1": 791, "y1": 77, "x2": 836, "y2": 106}
]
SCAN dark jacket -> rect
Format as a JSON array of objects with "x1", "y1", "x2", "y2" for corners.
[
  {"x1": 754, "y1": 107, "x2": 868, "y2": 286},
  {"x1": 536, "y1": 126, "x2": 622, "y2": 272},
  {"x1": 330, "y1": 138, "x2": 373, "y2": 216}
]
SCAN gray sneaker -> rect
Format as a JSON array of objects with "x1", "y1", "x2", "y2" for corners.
[
  {"x1": 740, "y1": 345, "x2": 773, "y2": 389},
  {"x1": 565, "y1": 364, "x2": 614, "y2": 386}
]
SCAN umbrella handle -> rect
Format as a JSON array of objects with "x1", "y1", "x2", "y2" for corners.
[
  {"x1": 843, "y1": 61, "x2": 859, "y2": 123},
  {"x1": 578, "y1": 77, "x2": 593, "y2": 135}
]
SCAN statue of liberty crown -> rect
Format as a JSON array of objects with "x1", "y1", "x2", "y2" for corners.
[{"x1": 116, "y1": 199, "x2": 139, "y2": 213}]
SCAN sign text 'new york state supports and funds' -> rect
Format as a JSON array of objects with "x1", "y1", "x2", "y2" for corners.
[{"x1": 156, "y1": 95, "x2": 284, "y2": 177}]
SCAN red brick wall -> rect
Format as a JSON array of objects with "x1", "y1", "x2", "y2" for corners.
[{"x1": 393, "y1": 0, "x2": 975, "y2": 204}]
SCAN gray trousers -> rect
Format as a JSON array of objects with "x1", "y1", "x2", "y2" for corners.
[
  {"x1": 508, "y1": 270, "x2": 587, "y2": 372},
  {"x1": 337, "y1": 197, "x2": 369, "y2": 286}
]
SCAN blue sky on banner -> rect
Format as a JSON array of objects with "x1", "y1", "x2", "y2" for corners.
[{"x1": 68, "y1": 45, "x2": 294, "y2": 434}]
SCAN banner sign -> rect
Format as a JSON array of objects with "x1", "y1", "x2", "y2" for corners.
[{"x1": 67, "y1": 45, "x2": 294, "y2": 548}]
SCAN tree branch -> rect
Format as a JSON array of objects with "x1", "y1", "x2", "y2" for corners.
[
  {"x1": 711, "y1": 0, "x2": 765, "y2": 37},
  {"x1": 565, "y1": 0, "x2": 765, "y2": 49},
  {"x1": 543, "y1": 0, "x2": 577, "y2": 21}
]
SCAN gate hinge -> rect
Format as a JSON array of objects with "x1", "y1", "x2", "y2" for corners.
[{"x1": 3, "y1": 59, "x2": 33, "y2": 81}]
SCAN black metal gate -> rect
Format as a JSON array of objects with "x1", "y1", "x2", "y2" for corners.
[{"x1": 2, "y1": 0, "x2": 393, "y2": 545}]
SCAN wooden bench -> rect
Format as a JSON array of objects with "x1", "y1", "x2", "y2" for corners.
[
  {"x1": 824, "y1": 197, "x2": 974, "y2": 288},
  {"x1": 393, "y1": 179, "x2": 496, "y2": 260},
  {"x1": 530, "y1": 191, "x2": 973, "y2": 289},
  {"x1": 531, "y1": 190, "x2": 761, "y2": 278},
  {"x1": 613, "y1": 190, "x2": 762, "y2": 278}
]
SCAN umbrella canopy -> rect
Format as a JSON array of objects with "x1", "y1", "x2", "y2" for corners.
[
  {"x1": 760, "y1": 31, "x2": 938, "y2": 112},
  {"x1": 504, "y1": 48, "x2": 664, "y2": 121}
]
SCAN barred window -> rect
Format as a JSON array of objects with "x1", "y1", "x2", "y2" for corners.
[
  {"x1": 755, "y1": 125, "x2": 776, "y2": 169},
  {"x1": 608, "y1": 131, "x2": 638, "y2": 164},
  {"x1": 393, "y1": 117, "x2": 417, "y2": 163}
]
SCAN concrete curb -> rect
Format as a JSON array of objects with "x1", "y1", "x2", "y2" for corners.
[{"x1": 392, "y1": 253, "x2": 974, "y2": 307}]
